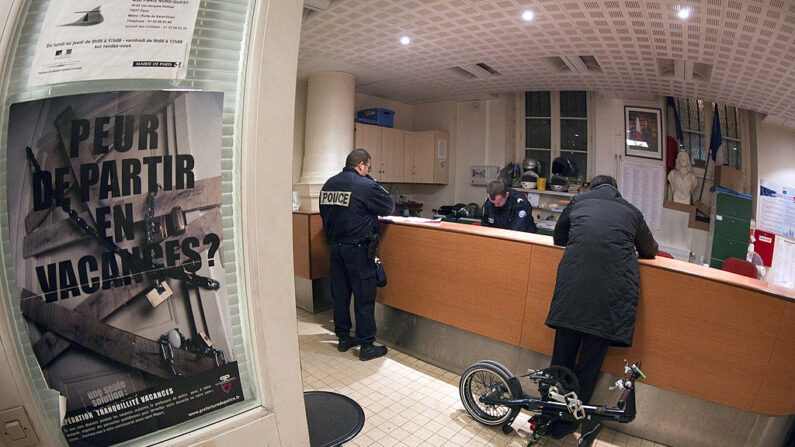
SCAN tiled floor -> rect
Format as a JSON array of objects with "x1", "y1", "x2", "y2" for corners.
[{"x1": 297, "y1": 308, "x2": 667, "y2": 447}]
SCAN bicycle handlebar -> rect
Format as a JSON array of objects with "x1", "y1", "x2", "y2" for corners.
[{"x1": 617, "y1": 362, "x2": 645, "y2": 409}]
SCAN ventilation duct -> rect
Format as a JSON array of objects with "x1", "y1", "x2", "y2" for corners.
[
  {"x1": 303, "y1": 0, "x2": 336, "y2": 21},
  {"x1": 448, "y1": 62, "x2": 501, "y2": 79},
  {"x1": 542, "y1": 56, "x2": 602, "y2": 74},
  {"x1": 304, "y1": 0, "x2": 334, "y2": 11},
  {"x1": 542, "y1": 56, "x2": 571, "y2": 73},
  {"x1": 579, "y1": 55, "x2": 603, "y2": 73}
]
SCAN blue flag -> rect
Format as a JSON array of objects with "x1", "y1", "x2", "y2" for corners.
[
  {"x1": 708, "y1": 105, "x2": 722, "y2": 161},
  {"x1": 667, "y1": 97, "x2": 683, "y2": 145}
]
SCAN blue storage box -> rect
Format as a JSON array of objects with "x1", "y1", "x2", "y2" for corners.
[{"x1": 355, "y1": 108, "x2": 394, "y2": 127}]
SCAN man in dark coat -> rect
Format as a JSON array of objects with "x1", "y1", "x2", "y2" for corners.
[
  {"x1": 481, "y1": 180, "x2": 537, "y2": 232},
  {"x1": 320, "y1": 149, "x2": 395, "y2": 361},
  {"x1": 544, "y1": 175, "x2": 657, "y2": 440}
]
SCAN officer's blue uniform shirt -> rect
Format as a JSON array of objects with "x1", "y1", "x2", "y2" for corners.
[
  {"x1": 319, "y1": 167, "x2": 395, "y2": 243},
  {"x1": 481, "y1": 187, "x2": 537, "y2": 233}
]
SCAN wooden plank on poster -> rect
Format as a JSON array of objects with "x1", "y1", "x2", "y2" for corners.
[
  {"x1": 22, "y1": 178, "x2": 221, "y2": 257},
  {"x1": 21, "y1": 297, "x2": 218, "y2": 379},
  {"x1": 22, "y1": 212, "x2": 92, "y2": 258}
]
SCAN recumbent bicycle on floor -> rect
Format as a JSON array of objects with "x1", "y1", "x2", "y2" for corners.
[{"x1": 459, "y1": 359, "x2": 645, "y2": 447}]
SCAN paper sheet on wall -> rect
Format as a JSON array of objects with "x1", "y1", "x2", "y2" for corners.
[
  {"x1": 620, "y1": 161, "x2": 664, "y2": 229},
  {"x1": 770, "y1": 236, "x2": 795, "y2": 289},
  {"x1": 757, "y1": 179, "x2": 795, "y2": 238},
  {"x1": 28, "y1": 0, "x2": 201, "y2": 87}
]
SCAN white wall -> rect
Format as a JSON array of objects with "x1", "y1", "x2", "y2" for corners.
[
  {"x1": 454, "y1": 100, "x2": 490, "y2": 206},
  {"x1": 755, "y1": 119, "x2": 795, "y2": 189}
]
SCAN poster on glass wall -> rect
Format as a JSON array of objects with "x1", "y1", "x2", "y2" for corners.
[
  {"x1": 28, "y1": 0, "x2": 201, "y2": 88},
  {"x1": 624, "y1": 106, "x2": 663, "y2": 160},
  {"x1": 6, "y1": 91, "x2": 243, "y2": 445}
]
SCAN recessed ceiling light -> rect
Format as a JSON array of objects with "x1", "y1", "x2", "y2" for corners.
[
  {"x1": 677, "y1": 7, "x2": 691, "y2": 20},
  {"x1": 521, "y1": 10, "x2": 534, "y2": 22},
  {"x1": 400, "y1": 35, "x2": 411, "y2": 45}
]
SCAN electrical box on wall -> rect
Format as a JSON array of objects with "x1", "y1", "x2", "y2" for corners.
[
  {"x1": 0, "y1": 407, "x2": 39, "y2": 447},
  {"x1": 471, "y1": 166, "x2": 500, "y2": 185}
]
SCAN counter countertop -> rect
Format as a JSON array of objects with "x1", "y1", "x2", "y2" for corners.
[{"x1": 380, "y1": 218, "x2": 795, "y2": 302}]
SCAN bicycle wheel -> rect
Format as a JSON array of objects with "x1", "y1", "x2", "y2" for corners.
[
  {"x1": 476, "y1": 360, "x2": 513, "y2": 378},
  {"x1": 459, "y1": 362, "x2": 520, "y2": 426}
]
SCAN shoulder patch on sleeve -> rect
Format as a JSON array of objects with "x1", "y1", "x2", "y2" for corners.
[
  {"x1": 517, "y1": 197, "x2": 524, "y2": 203},
  {"x1": 320, "y1": 191, "x2": 352, "y2": 207},
  {"x1": 518, "y1": 210, "x2": 527, "y2": 218}
]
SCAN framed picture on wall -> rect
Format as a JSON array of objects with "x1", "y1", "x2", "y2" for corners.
[{"x1": 624, "y1": 106, "x2": 663, "y2": 159}]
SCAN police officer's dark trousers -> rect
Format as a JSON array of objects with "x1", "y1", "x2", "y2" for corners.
[{"x1": 329, "y1": 242, "x2": 377, "y2": 344}]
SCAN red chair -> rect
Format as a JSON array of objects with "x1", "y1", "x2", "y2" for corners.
[
  {"x1": 656, "y1": 251, "x2": 674, "y2": 259},
  {"x1": 720, "y1": 257, "x2": 758, "y2": 279}
]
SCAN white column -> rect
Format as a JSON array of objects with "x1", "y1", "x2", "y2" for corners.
[{"x1": 295, "y1": 71, "x2": 355, "y2": 211}]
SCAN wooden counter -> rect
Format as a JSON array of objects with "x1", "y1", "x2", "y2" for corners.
[
  {"x1": 376, "y1": 219, "x2": 794, "y2": 416},
  {"x1": 292, "y1": 211, "x2": 329, "y2": 279}
]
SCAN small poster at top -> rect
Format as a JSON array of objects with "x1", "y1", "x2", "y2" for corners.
[{"x1": 28, "y1": 0, "x2": 201, "y2": 87}]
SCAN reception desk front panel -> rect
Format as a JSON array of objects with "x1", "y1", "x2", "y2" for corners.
[{"x1": 377, "y1": 220, "x2": 794, "y2": 416}]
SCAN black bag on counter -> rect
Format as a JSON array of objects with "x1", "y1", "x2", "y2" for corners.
[{"x1": 375, "y1": 257, "x2": 387, "y2": 287}]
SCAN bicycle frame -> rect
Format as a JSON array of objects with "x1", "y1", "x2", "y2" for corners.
[
  {"x1": 479, "y1": 375, "x2": 637, "y2": 424},
  {"x1": 460, "y1": 360, "x2": 645, "y2": 446}
]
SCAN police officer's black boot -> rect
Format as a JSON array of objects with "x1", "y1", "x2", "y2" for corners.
[
  {"x1": 359, "y1": 343, "x2": 387, "y2": 361},
  {"x1": 338, "y1": 337, "x2": 359, "y2": 352}
]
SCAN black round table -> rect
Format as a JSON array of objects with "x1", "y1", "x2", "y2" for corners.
[{"x1": 304, "y1": 391, "x2": 365, "y2": 447}]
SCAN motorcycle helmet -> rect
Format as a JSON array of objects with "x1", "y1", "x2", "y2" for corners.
[
  {"x1": 550, "y1": 174, "x2": 568, "y2": 191},
  {"x1": 467, "y1": 203, "x2": 482, "y2": 218},
  {"x1": 522, "y1": 157, "x2": 541, "y2": 176},
  {"x1": 452, "y1": 203, "x2": 470, "y2": 218},
  {"x1": 521, "y1": 171, "x2": 539, "y2": 189},
  {"x1": 497, "y1": 163, "x2": 521, "y2": 187},
  {"x1": 551, "y1": 157, "x2": 576, "y2": 177}
]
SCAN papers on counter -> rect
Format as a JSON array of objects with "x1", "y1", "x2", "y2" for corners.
[{"x1": 380, "y1": 216, "x2": 443, "y2": 224}]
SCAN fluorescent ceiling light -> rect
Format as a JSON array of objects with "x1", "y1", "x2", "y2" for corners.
[{"x1": 677, "y1": 7, "x2": 690, "y2": 20}]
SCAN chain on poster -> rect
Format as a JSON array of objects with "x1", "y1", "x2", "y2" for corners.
[
  {"x1": 6, "y1": 91, "x2": 244, "y2": 445},
  {"x1": 28, "y1": 0, "x2": 201, "y2": 87}
]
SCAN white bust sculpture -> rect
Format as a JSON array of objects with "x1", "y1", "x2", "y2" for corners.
[{"x1": 668, "y1": 151, "x2": 698, "y2": 204}]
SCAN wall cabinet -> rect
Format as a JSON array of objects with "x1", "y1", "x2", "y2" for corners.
[
  {"x1": 354, "y1": 123, "x2": 448, "y2": 184},
  {"x1": 380, "y1": 127, "x2": 405, "y2": 183},
  {"x1": 354, "y1": 122, "x2": 383, "y2": 175},
  {"x1": 405, "y1": 130, "x2": 449, "y2": 184}
]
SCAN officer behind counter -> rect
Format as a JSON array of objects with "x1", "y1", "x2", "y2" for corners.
[
  {"x1": 319, "y1": 149, "x2": 395, "y2": 361},
  {"x1": 481, "y1": 180, "x2": 537, "y2": 233}
]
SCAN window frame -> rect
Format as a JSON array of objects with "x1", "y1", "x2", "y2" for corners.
[
  {"x1": 517, "y1": 90, "x2": 594, "y2": 182},
  {"x1": 672, "y1": 97, "x2": 750, "y2": 185}
]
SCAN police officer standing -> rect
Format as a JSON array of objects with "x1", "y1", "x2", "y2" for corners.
[
  {"x1": 319, "y1": 149, "x2": 395, "y2": 361},
  {"x1": 481, "y1": 180, "x2": 537, "y2": 233}
]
